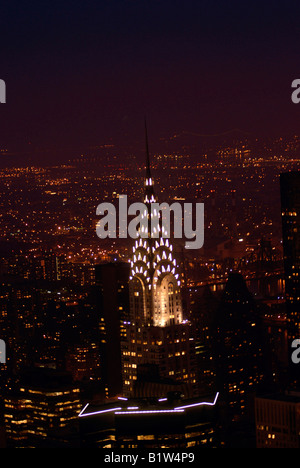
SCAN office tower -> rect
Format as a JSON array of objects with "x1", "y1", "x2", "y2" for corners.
[
  {"x1": 95, "y1": 261, "x2": 130, "y2": 397},
  {"x1": 4, "y1": 368, "x2": 81, "y2": 447},
  {"x1": 65, "y1": 339, "x2": 101, "y2": 382},
  {"x1": 121, "y1": 124, "x2": 196, "y2": 397},
  {"x1": 213, "y1": 273, "x2": 264, "y2": 443},
  {"x1": 78, "y1": 392, "x2": 219, "y2": 448},
  {"x1": 189, "y1": 285, "x2": 219, "y2": 395},
  {"x1": 280, "y1": 172, "x2": 300, "y2": 348},
  {"x1": 261, "y1": 299, "x2": 289, "y2": 387},
  {"x1": 255, "y1": 391, "x2": 300, "y2": 448}
]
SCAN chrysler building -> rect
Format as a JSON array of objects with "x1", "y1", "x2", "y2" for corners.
[{"x1": 121, "y1": 124, "x2": 196, "y2": 396}]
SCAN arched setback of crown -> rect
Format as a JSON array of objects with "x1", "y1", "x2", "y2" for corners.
[{"x1": 130, "y1": 237, "x2": 180, "y2": 288}]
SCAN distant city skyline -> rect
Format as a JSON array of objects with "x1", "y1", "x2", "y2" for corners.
[
  {"x1": 0, "y1": 129, "x2": 299, "y2": 447},
  {"x1": 1, "y1": 0, "x2": 300, "y2": 450}
]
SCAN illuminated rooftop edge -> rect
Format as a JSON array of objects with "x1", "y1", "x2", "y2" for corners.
[
  {"x1": 174, "y1": 392, "x2": 219, "y2": 410},
  {"x1": 78, "y1": 392, "x2": 219, "y2": 418}
]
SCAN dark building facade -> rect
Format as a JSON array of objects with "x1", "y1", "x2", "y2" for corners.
[
  {"x1": 95, "y1": 261, "x2": 130, "y2": 397},
  {"x1": 78, "y1": 392, "x2": 219, "y2": 448},
  {"x1": 4, "y1": 368, "x2": 81, "y2": 448},
  {"x1": 280, "y1": 172, "x2": 300, "y2": 349},
  {"x1": 213, "y1": 273, "x2": 265, "y2": 445},
  {"x1": 255, "y1": 391, "x2": 300, "y2": 448}
]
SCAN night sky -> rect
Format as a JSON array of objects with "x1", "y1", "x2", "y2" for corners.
[{"x1": 1, "y1": 0, "x2": 300, "y2": 155}]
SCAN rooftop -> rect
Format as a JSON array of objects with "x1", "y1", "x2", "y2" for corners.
[{"x1": 78, "y1": 392, "x2": 219, "y2": 419}]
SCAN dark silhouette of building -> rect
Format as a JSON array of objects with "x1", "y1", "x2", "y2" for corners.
[
  {"x1": 4, "y1": 368, "x2": 81, "y2": 447},
  {"x1": 189, "y1": 285, "x2": 219, "y2": 395},
  {"x1": 65, "y1": 339, "x2": 101, "y2": 383},
  {"x1": 280, "y1": 171, "x2": 300, "y2": 383},
  {"x1": 255, "y1": 390, "x2": 300, "y2": 448},
  {"x1": 260, "y1": 298, "x2": 289, "y2": 389},
  {"x1": 95, "y1": 261, "x2": 130, "y2": 397},
  {"x1": 213, "y1": 273, "x2": 265, "y2": 446},
  {"x1": 78, "y1": 392, "x2": 219, "y2": 448}
]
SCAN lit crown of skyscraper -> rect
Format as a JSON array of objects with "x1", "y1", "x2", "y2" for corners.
[{"x1": 129, "y1": 122, "x2": 183, "y2": 327}]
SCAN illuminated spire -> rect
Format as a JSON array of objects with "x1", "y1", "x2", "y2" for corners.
[
  {"x1": 145, "y1": 118, "x2": 151, "y2": 180},
  {"x1": 122, "y1": 125, "x2": 191, "y2": 397},
  {"x1": 144, "y1": 119, "x2": 155, "y2": 205},
  {"x1": 129, "y1": 121, "x2": 183, "y2": 327}
]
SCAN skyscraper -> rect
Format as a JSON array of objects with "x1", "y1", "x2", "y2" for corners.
[
  {"x1": 255, "y1": 391, "x2": 300, "y2": 448},
  {"x1": 4, "y1": 368, "x2": 81, "y2": 448},
  {"x1": 95, "y1": 261, "x2": 130, "y2": 397},
  {"x1": 79, "y1": 392, "x2": 219, "y2": 448},
  {"x1": 121, "y1": 124, "x2": 196, "y2": 397},
  {"x1": 213, "y1": 273, "x2": 264, "y2": 445},
  {"x1": 280, "y1": 172, "x2": 300, "y2": 347}
]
